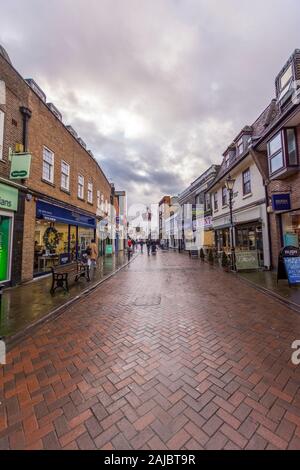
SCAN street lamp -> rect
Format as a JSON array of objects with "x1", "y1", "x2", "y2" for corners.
[{"x1": 225, "y1": 174, "x2": 236, "y2": 271}]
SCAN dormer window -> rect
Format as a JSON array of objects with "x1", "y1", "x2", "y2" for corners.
[
  {"x1": 224, "y1": 154, "x2": 229, "y2": 168},
  {"x1": 237, "y1": 138, "x2": 244, "y2": 156},
  {"x1": 278, "y1": 64, "x2": 293, "y2": 101}
]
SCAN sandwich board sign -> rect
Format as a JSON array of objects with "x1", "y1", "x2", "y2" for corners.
[{"x1": 277, "y1": 246, "x2": 300, "y2": 287}]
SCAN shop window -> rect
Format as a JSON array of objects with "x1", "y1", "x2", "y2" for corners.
[
  {"x1": 42, "y1": 147, "x2": 54, "y2": 183},
  {"x1": 242, "y1": 168, "x2": 251, "y2": 195},
  {"x1": 61, "y1": 161, "x2": 70, "y2": 191},
  {"x1": 282, "y1": 212, "x2": 300, "y2": 248},
  {"x1": 267, "y1": 129, "x2": 298, "y2": 176},
  {"x1": 87, "y1": 182, "x2": 93, "y2": 204},
  {"x1": 0, "y1": 110, "x2": 4, "y2": 160},
  {"x1": 78, "y1": 174, "x2": 84, "y2": 199},
  {"x1": 0, "y1": 214, "x2": 13, "y2": 282},
  {"x1": 222, "y1": 187, "x2": 227, "y2": 206}
]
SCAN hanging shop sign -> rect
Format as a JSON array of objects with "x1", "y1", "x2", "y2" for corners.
[
  {"x1": 0, "y1": 183, "x2": 18, "y2": 211},
  {"x1": 277, "y1": 246, "x2": 300, "y2": 287},
  {"x1": 105, "y1": 244, "x2": 113, "y2": 255},
  {"x1": 10, "y1": 153, "x2": 32, "y2": 179},
  {"x1": 272, "y1": 193, "x2": 291, "y2": 212},
  {"x1": 36, "y1": 200, "x2": 96, "y2": 228},
  {"x1": 0, "y1": 215, "x2": 11, "y2": 282},
  {"x1": 235, "y1": 250, "x2": 259, "y2": 271}
]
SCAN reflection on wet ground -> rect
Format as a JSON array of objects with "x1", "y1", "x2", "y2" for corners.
[
  {"x1": 239, "y1": 270, "x2": 300, "y2": 307},
  {"x1": 0, "y1": 252, "x2": 131, "y2": 338}
]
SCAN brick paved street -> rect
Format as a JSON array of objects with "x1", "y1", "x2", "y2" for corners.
[{"x1": 1, "y1": 251, "x2": 300, "y2": 450}]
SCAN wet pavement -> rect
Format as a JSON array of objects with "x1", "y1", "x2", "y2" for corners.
[
  {"x1": 239, "y1": 270, "x2": 300, "y2": 308},
  {"x1": 0, "y1": 252, "x2": 131, "y2": 338},
  {"x1": 1, "y1": 251, "x2": 300, "y2": 450}
]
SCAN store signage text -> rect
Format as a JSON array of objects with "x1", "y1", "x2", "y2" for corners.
[
  {"x1": 0, "y1": 183, "x2": 18, "y2": 211},
  {"x1": 272, "y1": 193, "x2": 291, "y2": 212}
]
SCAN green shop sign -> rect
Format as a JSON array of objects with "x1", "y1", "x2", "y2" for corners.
[
  {"x1": 0, "y1": 216, "x2": 11, "y2": 282},
  {"x1": 105, "y1": 244, "x2": 113, "y2": 255},
  {"x1": 0, "y1": 183, "x2": 18, "y2": 211},
  {"x1": 235, "y1": 250, "x2": 259, "y2": 271},
  {"x1": 10, "y1": 153, "x2": 32, "y2": 179}
]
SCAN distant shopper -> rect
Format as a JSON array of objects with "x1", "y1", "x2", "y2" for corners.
[
  {"x1": 146, "y1": 239, "x2": 151, "y2": 256},
  {"x1": 87, "y1": 239, "x2": 98, "y2": 269},
  {"x1": 127, "y1": 238, "x2": 133, "y2": 259},
  {"x1": 140, "y1": 240, "x2": 144, "y2": 253}
]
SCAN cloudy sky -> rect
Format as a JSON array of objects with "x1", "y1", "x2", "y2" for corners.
[{"x1": 1, "y1": 0, "x2": 300, "y2": 205}]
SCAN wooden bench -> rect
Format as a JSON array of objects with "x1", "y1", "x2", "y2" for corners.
[{"x1": 50, "y1": 262, "x2": 90, "y2": 295}]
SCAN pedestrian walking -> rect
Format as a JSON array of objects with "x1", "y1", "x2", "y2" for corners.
[
  {"x1": 86, "y1": 239, "x2": 98, "y2": 275},
  {"x1": 127, "y1": 238, "x2": 133, "y2": 260},
  {"x1": 140, "y1": 240, "x2": 144, "y2": 253},
  {"x1": 146, "y1": 239, "x2": 151, "y2": 256}
]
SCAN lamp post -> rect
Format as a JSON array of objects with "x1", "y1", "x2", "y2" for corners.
[{"x1": 225, "y1": 174, "x2": 236, "y2": 271}]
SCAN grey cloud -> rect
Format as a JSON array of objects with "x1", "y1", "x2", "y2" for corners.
[{"x1": 1, "y1": 0, "x2": 300, "y2": 204}]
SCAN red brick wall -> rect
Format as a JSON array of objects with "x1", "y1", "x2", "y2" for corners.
[
  {"x1": 267, "y1": 126, "x2": 300, "y2": 267},
  {"x1": 0, "y1": 54, "x2": 29, "y2": 178},
  {"x1": 1, "y1": 52, "x2": 113, "y2": 282}
]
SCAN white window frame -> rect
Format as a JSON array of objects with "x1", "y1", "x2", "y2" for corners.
[
  {"x1": 0, "y1": 110, "x2": 4, "y2": 160},
  {"x1": 87, "y1": 182, "x2": 93, "y2": 204},
  {"x1": 97, "y1": 190, "x2": 101, "y2": 209},
  {"x1": 42, "y1": 146, "x2": 54, "y2": 183},
  {"x1": 78, "y1": 174, "x2": 84, "y2": 199},
  {"x1": 237, "y1": 138, "x2": 244, "y2": 156},
  {"x1": 61, "y1": 160, "x2": 70, "y2": 191}
]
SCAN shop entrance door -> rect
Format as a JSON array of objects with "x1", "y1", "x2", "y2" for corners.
[
  {"x1": 236, "y1": 223, "x2": 264, "y2": 267},
  {"x1": 0, "y1": 213, "x2": 13, "y2": 282}
]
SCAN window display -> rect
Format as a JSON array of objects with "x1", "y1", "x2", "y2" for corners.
[{"x1": 282, "y1": 211, "x2": 300, "y2": 248}]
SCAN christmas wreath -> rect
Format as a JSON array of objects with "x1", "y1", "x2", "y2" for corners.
[{"x1": 43, "y1": 226, "x2": 60, "y2": 251}]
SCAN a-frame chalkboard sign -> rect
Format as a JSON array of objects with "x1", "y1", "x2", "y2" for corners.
[{"x1": 277, "y1": 246, "x2": 300, "y2": 287}]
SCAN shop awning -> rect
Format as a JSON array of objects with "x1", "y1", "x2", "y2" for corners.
[{"x1": 36, "y1": 200, "x2": 96, "y2": 229}]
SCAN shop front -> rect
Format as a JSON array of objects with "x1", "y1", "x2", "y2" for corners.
[
  {"x1": 0, "y1": 183, "x2": 18, "y2": 283},
  {"x1": 34, "y1": 200, "x2": 96, "y2": 275},
  {"x1": 213, "y1": 203, "x2": 270, "y2": 269},
  {"x1": 235, "y1": 221, "x2": 264, "y2": 268}
]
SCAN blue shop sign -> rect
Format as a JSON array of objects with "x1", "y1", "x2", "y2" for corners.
[
  {"x1": 272, "y1": 193, "x2": 291, "y2": 212},
  {"x1": 36, "y1": 200, "x2": 96, "y2": 228}
]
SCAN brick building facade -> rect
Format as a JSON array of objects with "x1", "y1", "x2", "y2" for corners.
[
  {"x1": 0, "y1": 45, "x2": 115, "y2": 285},
  {"x1": 252, "y1": 50, "x2": 300, "y2": 268}
]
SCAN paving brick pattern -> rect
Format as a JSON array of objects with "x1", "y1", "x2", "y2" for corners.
[{"x1": 1, "y1": 251, "x2": 300, "y2": 450}]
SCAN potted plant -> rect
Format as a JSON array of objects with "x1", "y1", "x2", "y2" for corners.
[
  {"x1": 208, "y1": 249, "x2": 214, "y2": 265},
  {"x1": 200, "y1": 248, "x2": 205, "y2": 262},
  {"x1": 221, "y1": 251, "x2": 230, "y2": 272}
]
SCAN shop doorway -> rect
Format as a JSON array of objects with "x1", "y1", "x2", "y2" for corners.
[
  {"x1": 235, "y1": 222, "x2": 264, "y2": 266},
  {"x1": 0, "y1": 213, "x2": 13, "y2": 282}
]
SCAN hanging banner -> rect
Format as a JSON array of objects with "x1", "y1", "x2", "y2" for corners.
[{"x1": 10, "y1": 153, "x2": 32, "y2": 179}]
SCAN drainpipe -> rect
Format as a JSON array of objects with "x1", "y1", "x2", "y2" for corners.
[
  {"x1": 265, "y1": 182, "x2": 273, "y2": 270},
  {"x1": 19, "y1": 106, "x2": 32, "y2": 151}
]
